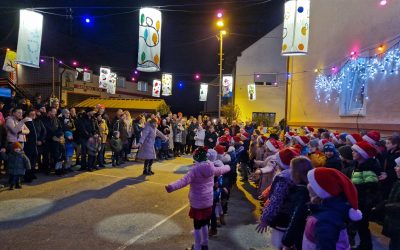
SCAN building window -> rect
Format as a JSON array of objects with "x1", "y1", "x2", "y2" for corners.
[
  {"x1": 254, "y1": 73, "x2": 277, "y2": 85},
  {"x1": 117, "y1": 77, "x2": 126, "y2": 88},
  {"x1": 252, "y1": 112, "x2": 276, "y2": 127},
  {"x1": 339, "y1": 59, "x2": 368, "y2": 116},
  {"x1": 137, "y1": 81, "x2": 148, "y2": 92}
]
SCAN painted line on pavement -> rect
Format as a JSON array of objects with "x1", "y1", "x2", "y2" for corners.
[
  {"x1": 116, "y1": 203, "x2": 189, "y2": 250},
  {"x1": 87, "y1": 172, "x2": 167, "y2": 186}
]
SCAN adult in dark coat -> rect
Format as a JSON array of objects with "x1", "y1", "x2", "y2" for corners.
[
  {"x1": 229, "y1": 120, "x2": 240, "y2": 137},
  {"x1": 75, "y1": 108, "x2": 96, "y2": 171},
  {"x1": 137, "y1": 119, "x2": 167, "y2": 175},
  {"x1": 41, "y1": 107, "x2": 62, "y2": 174},
  {"x1": 59, "y1": 108, "x2": 76, "y2": 133}
]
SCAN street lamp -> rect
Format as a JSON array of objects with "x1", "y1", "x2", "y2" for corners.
[{"x1": 216, "y1": 12, "x2": 227, "y2": 118}]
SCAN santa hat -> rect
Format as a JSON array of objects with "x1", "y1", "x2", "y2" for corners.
[
  {"x1": 351, "y1": 141, "x2": 377, "y2": 159},
  {"x1": 214, "y1": 145, "x2": 226, "y2": 155},
  {"x1": 331, "y1": 132, "x2": 340, "y2": 144},
  {"x1": 233, "y1": 136, "x2": 242, "y2": 144},
  {"x1": 259, "y1": 135, "x2": 268, "y2": 145},
  {"x1": 305, "y1": 126, "x2": 315, "y2": 134},
  {"x1": 206, "y1": 149, "x2": 218, "y2": 162},
  {"x1": 294, "y1": 135, "x2": 310, "y2": 146},
  {"x1": 275, "y1": 148, "x2": 299, "y2": 170},
  {"x1": 395, "y1": 156, "x2": 400, "y2": 166},
  {"x1": 224, "y1": 128, "x2": 230, "y2": 133},
  {"x1": 265, "y1": 138, "x2": 280, "y2": 153},
  {"x1": 346, "y1": 133, "x2": 363, "y2": 145},
  {"x1": 218, "y1": 136, "x2": 229, "y2": 145},
  {"x1": 307, "y1": 168, "x2": 362, "y2": 221},
  {"x1": 285, "y1": 131, "x2": 295, "y2": 140},
  {"x1": 240, "y1": 132, "x2": 250, "y2": 141},
  {"x1": 362, "y1": 130, "x2": 381, "y2": 145},
  {"x1": 318, "y1": 139, "x2": 330, "y2": 150}
]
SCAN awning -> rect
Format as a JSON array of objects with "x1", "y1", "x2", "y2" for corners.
[{"x1": 75, "y1": 97, "x2": 166, "y2": 112}]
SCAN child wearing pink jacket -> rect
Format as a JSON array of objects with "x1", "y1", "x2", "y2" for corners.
[{"x1": 165, "y1": 147, "x2": 230, "y2": 250}]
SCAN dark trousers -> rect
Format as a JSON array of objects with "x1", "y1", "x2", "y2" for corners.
[
  {"x1": 356, "y1": 207, "x2": 373, "y2": 250},
  {"x1": 9, "y1": 174, "x2": 22, "y2": 187},
  {"x1": 221, "y1": 189, "x2": 230, "y2": 214},
  {"x1": 390, "y1": 236, "x2": 400, "y2": 250},
  {"x1": 144, "y1": 159, "x2": 154, "y2": 173},
  {"x1": 25, "y1": 149, "x2": 38, "y2": 181},
  {"x1": 112, "y1": 151, "x2": 120, "y2": 165},
  {"x1": 87, "y1": 155, "x2": 96, "y2": 170},
  {"x1": 42, "y1": 143, "x2": 52, "y2": 173},
  {"x1": 80, "y1": 139, "x2": 88, "y2": 169},
  {"x1": 97, "y1": 143, "x2": 105, "y2": 167},
  {"x1": 210, "y1": 202, "x2": 218, "y2": 230}
]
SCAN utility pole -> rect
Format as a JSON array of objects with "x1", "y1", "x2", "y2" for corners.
[{"x1": 218, "y1": 30, "x2": 223, "y2": 118}]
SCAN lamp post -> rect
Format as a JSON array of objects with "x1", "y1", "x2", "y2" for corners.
[{"x1": 216, "y1": 13, "x2": 226, "y2": 118}]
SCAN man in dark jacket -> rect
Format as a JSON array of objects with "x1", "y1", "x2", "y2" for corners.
[
  {"x1": 76, "y1": 108, "x2": 97, "y2": 171},
  {"x1": 229, "y1": 120, "x2": 240, "y2": 137},
  {"x1": 25, "y1": 109, "x2": 46, "y2": 181},
  {"x1": 41, "y1": 107, "x2": 62, "y2": 174},
  {"x1": 205, "y1": 125, "x2": 218, "y2": 149}
]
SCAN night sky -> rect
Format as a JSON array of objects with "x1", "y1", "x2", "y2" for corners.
[{"x1": 0, "y1": 0, "x2": 284, "y2": 115}]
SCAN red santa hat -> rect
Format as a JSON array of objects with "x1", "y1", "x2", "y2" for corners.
[
  {"x1": 305, "y1": 126, "x2": 315, "y2": 134},
  {"x1": 331, "y1": 132, "x2": 340, "y2": 144},
  {"x1": 285, "y1": 131, "x2": 295, "y2": 140},
  {"x1": 362, "y1": 130, "x2": 381, "y2": 145},
  {"x1": 351, "y1": 141, "x2": 377, "y2": 159},
  {"x1": 307, "y1": 168, "x2": 362, "y2": 221},
  {"x1": 224, "y1": 128, "x2": 230, "y2": 133},
  {"x1": 214, "y1": 145, "x2": 226, "y2": 155},
  {"x1": 318, "y1": 139, "x2": 330, "y2": 150},
  {"x1": 346, "y1": 133, "x2": 363, "y2": 145},
  {"x1": 294, "y1": 135, "x2": 310, "y2": 146},
  {"x1": 275, "y1": 148, "x2": 299, "y2": 170},
  {"x1": 265, "y1": 138, "x2": 280, "y2": 153},
  {"x1": 240, "y1": 132, "x2": 250, "y2": 141},
  {"x1": 218, "y1": 136, "x2": 229, "y2": 145},
  {"x1": 232, "y1": 136, "x2": 242, "y2": 144}
]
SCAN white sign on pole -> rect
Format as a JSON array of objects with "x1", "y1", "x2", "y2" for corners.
[
  {"x1": 248, "y1": 83, "x2": 256, "y2": 101},
  {"x1": 152, "y1": 79, "x2": 161, "y2": 97},
  {"x1": 199, "y1": 83, "x2": 208, "y2": 102},
  {"x1": 222, "y1": 75, "x2": 233, "y2": 98},
  {"x1": 161, "y1": 73, "x2": 172, "y2": 96}
]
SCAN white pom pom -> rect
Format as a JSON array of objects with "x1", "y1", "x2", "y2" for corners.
[{"x1": 349, "y1": 208, "x2": 363, "y2": 221}]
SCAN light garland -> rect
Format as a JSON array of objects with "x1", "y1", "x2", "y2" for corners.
[{"x1": 315, "y1": 42, "x2": 400, "y2": 103}]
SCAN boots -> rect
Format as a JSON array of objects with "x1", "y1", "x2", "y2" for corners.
[
  {"x1": 143, "y1": 163, "x2": 149, "y2": 175},
  {"x1": 219, "y1": 214, "x2": 226, "y2": 225}
]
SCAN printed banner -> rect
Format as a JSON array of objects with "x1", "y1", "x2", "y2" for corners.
[
  {"x1": 137, "y1": 8, "x2": 162, "y2": 72},
  {"x1": 199, "y1": 83, "x2": 208, "y2": 102},
  {"x1": 16, "y1": 10, "x2": 43, "y2": 68},
  {"x1": 282, "y1": 0, "x2": 310, "y2": 56},
  {"x1": 222, "y1": 75, "x2": 233, "y2": 98},
  {"x1": 107, "y1": 72, "x2": 117, "y2": 94},
  {"x1": 161, "y1": 73, "x2": 172, "y2": 96},
  {"x1": 83, "y1": 72, "x2": 91, "y2": 82},
  {"x1": 99, "y1": 67, "x2": 111, "y2": 89},
  {"x1": 248, "y1": 83, "x2": 256, "y2": 101},
  {"x1": 2, "y1": 50, "x2": 17, "y2": 72},
  {"x1": 152, "y1": 79, "x2": 161, "y2": 97}
]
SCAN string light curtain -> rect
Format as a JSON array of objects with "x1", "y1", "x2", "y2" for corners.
[
  {"x1": 281, "y1": 0, "x2": 310, "y2": 56},
  {"x1": 199, "y1": 83, "x2": 208, "y2": 101},
  {"x1": 248, "y1": 83, "x2": 256, "y2": 100},
  {"x1": 137, "y1": 8, "x2": 162, "y2": 72},
  {"x1": 16, "y1": 10, "x2": 43, "y2": 68},
  {"x1": 222, "y1": 75, "x2": 234, "y2": 98},
  {"x1": 161, "y1": 73, "x2": 172, "y2": 96},
  {"x1": 152, "y1": 79, "x2": 161, "y2": 97}
]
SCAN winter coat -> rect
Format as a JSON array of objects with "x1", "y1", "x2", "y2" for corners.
[
  {"x1": 86, "y1": 139, "x2": 99, "y2": 157},
  {"x1": 98, "y1": 119, "x2": 109, "y2": 144},
  {"x1": 229, "y1": 125, "x2": 240, "y2": 137},
  {"x1": 341, "y1": 160, "x2": 355, "y2": 179},
  {"x1": 167, "y1": 160, "x2": 230, "y2": 209},
  {"x1": 75, "y1": 115, "x2": 95, "y2": 140},
  {"x1": 260, "y1": 169, "x2": 295, "y2": 228},
  {"x1": 187, "y1": 123, "x2": 197, "y2": 141},
  {"x1": 3, "y1": 151, "x2": 31, "y2": 175},
  {"x1": 205, "y1": 131, "x2": 218, "y2": 149},
  {"x1": 25, "y1": 119, "x2": 40, "y2": 157},
  {"x1": 6, "y1": 116, "x2": 29, "y2": 143},
  {"x1": 194, "y1": 128, "x2": 205, "y2": 147},
  {"x1": 308, "y1": 151, "x2": 326, "y2": 168},
  {"x1": 110, "y1": 136, "x2": 123, "y2": 152},
  {"x1": 113, "y1": 119, "x2": 128, "y2": 143},
  {"x1": 325, "y1": 156, "x2": 343, "y2": 171},
  {"x1": 133, "y1": 122, "x2": 143, "y2": 142},
  {"x1": 382, "y1": 179, "x2": 400, "y2": 238},
  {"x1": 382, "y1": 148, "x2": 400, "y2": 198},
  {"x1": 42, "y1": 116, "x2": 62, "y2": 142},
  {"x1": 302, "y1": 197, "x2": 351, "y2": 250},
  {"x1": 59, "y1": 116, "x2": 76, "y2": 133},
  {"x1": 137, "y1": 122, "x2": 166, "y2": 160}
]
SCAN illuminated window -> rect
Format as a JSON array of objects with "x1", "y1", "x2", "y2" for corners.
[{"x1": 137, "y1": 81, "x2": 148, "y2": 92}]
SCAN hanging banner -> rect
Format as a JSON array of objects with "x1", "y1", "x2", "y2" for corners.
[
  {"x1": 16, "y1": 10, "x2": 43, "y2": 68},
  {"x1": 107, "y1": 72, "x2": 117, "y2": 94},
  {"x1": 99, "y1": 67, "x2": 111, "y2": 89},
  {"x1": 152, "y1": 79, "x2": 161, "y2": 97},
  {"x1": 222, "y1": 75, "x2": 233, "y2": 98},
  {"x1": 161, "y1": 73, "x2": 172, "y2": 96},
  {"x1": 137, "y1": 8, "x2": 162, "y2": 72},
  {"x1": 248, "y1": 83, "x2": 256, "y2": 101},
  {"x1": 83, "y1": 72, "x2": 91, "y2": 82},
  {"x1": 2, "y1": 50, "x2": 17, "y2": 72},
  {"x1": 281, "y1": 0, "x2": 310, "y2": 56},
  {"x1": 199, "y1": 83, "x2": 208, "y2": 102}
]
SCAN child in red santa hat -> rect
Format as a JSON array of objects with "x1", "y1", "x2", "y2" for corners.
[
  {"x1": 294, "y1": 135, "x2": 310, "y2": 156},
  {"x1": 303, "y1": 167, "x2": 362, "y2": 250}
]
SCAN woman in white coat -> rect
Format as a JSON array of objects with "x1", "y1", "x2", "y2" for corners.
[{"x1": 194, "y1": 124, "x2": 205, "y2": 150}]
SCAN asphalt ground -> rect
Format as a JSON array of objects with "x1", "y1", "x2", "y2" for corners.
[{"x1": 0, "y1": 154, "x2": 389, "y2": 250}]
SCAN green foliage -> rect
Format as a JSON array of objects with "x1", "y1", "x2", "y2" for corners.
[
  {"x1": 221, "y1": 103, "x2": 241, "y2": 124},
  {"x1": 157, "y1": 103, "x2": 171, "y2": 116}
]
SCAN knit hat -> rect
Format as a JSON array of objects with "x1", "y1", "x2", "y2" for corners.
[
  {"x1": 64, "y1": 131, "x2": 73, "y2": 138},
  {"x1": 318, "y1": 139, "x2": 330, "y2": 150},
  {"x1": 214, "y1": 145, "x2": 226, "y2": 155},
  {"x1": 351, "y1": 141, "x2": 377, "y2": 159},
  {"x1": 193, "y1": 147, "x2": 208, "y2": 162},
  {"x1": 346, "y1": 133, "x2": 363, "y2": 145},
  {"x1": 206, "y1": 149, "x2": 218, "y2": 162},
  {"x1": 266, "y1": 138, "x2": 280, "y2": 153},
  {"x1": 285, "y1": 131, "x2": 295, "y2": 140},
  {"x1": 323, "y1": 142, "x2": 336, "y2": 152},
  {"x1": 275, "y1": 148, "x2": 299, "y2": 170},
  {"x1": 309, "y1": 139, "x2": 319, "y2": 148},
  {"x1": 338, "y1": 145, "x2": 353, "y2": 161},
  {"x1": 294, "y1": 135, "x2": 310, "y2": 146},
  {"x1": 395, "y1": 156, "x2": 400, "y2": 166},
  {"x1": 12, "y1": 142, "x2": 23, "y2": 150},
  {"x1": 362, "y1": 130, "x2": 381, "y2": 145},
  {"x1": 307, "y1": 168, "x2": 362, "y2": 221},
  {"x1": 339, "y1": 133, "x2": 348, "y2": 142}
]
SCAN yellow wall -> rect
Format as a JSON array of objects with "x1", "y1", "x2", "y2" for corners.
[{"x1": 287, "y1": 0, "x2": 400, "y2": 131}]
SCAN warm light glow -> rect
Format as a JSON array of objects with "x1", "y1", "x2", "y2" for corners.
[
  {"x1": 314, "y1": 68, "x2": 319, "y2": 73},
  {"x1": 256, "y1": 74, "x2": 260, "y2": 78},
  {"x1": 378, "y1": 45, "x2": 384, "y2": 52},
  {"x1": 216, "y1": 20, "x2": 224, "y2": 27},
  {"x1": 380, "y1": 0, "x2": 387, "y2": 6},
  {"x1": 273, "y1": 82, "x2": 278, "y2": 86},
  {"x1": 221, "y1": 30, "x2": 227, "y2": 35},
  {"x1": 6, "y1": 48, "x2": 10, "y2": 51}
]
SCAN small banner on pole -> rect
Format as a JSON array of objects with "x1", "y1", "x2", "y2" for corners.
[
  {"x1": 107, "y1": 72, "x2": 117, "y2": 94},
  {"x1": 281, "y1": 0, "x2": 310, "y2": 56},
  {"x1": 152, "y1": 79, "x2": 161, "y2": 97},
  {"x1": 16, "y1": 10, "x2": 43, "y2": 68},
  {"x1": 137, "y1": 8, "x2": 162, "y2": 72},
  {"x1": 248, "y1": 83, "x2": 256, "y2": 101},
  {"x1": 99, "y1": 67, "x2": 111, "y2": 89},
  {"x1": 199, "y1": 83, "x2": 208, "y2": 102},
  {"x1": 161, "y1": 73, "x2": 172, "y2": 96},
  {"x1": 222, "y1": 75, "x2": 233, "y2": 98},
  {"x1": 2, "y1": 50, "x2": 17, "y2": 72}
]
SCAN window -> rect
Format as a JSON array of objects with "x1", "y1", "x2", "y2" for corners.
[
  {"x1": 117, "y1": 77, "x2": 126, "y2": 88},
  {"x1": 339, "y1": 58, "x2": 368, "y2": 116},
  {"x1": 252, "y1": 112, "x2": 276, "y2": 127},
  {"x1": 137, "y1": 81, "x2": 148, "y2": 92},
  {"x1": 254, "y1": 73, "x2": 277, "y2": 85}
]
